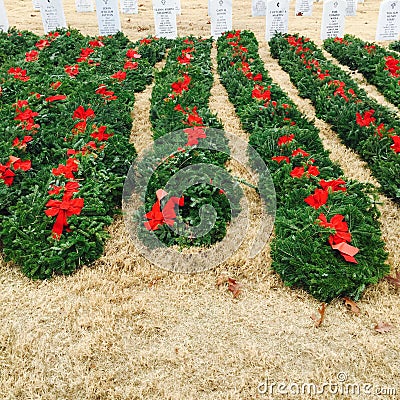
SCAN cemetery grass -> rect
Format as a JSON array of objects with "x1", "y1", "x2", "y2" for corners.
[{"x1": 1, "y1": 0, "x2": 400, "y2": 399}]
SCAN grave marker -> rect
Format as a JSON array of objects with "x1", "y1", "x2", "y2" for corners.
[
  {"x1": 295, "y1": 0, "x2": 313, "y2": 16},
  {"x1": 76, "y1": 0, "x2": 94, "y2": 13},
  {"x1": 266, "y1": 0, "x2": 289, "y2": 40},
  {"x1": 0, "y1": 0, "x2": 8, "y2": 32},
  {"x1": 40, "y1": 0, "x2": 67, "y2": 34},
  {"x1": 95, "y1": 0, "x2": 121, "y2": 35},
  {"x1": 376, "y1": 0, "x2": 400, "y2": 41},
  {"x1": 153, "y1": 0, "x2": 177, "y2": 39},
  {"x1": 345, "y1": 0, "x2": 357, "y2": 16},
  {"x1": 252, "y1": 0, "x2": 266, "y2": 16},
  {"x1": 321, "y1": 0, "x2": 346, "y2": 40},
  {"x1": 210, "y1": 0, "x2": 232, "y2": 39},
  {"x1": 121, "y1": 0, "x2": 138, "y2": 14}
]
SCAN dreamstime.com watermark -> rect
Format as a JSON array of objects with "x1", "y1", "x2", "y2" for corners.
[
  {"x1": 122, "y1": 128, "x2": 276, "y2": 273},
  {"x1": 258, "y1": 373, "x2": 397, "y2": 396}
]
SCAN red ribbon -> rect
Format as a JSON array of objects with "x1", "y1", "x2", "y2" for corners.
[
  {"x1": 318, "y1": 213, "x2": 359, "y2": 263},
  {"x1": 0, "y1": 164, "x2": 15, "y2": 186},
  {"x1": 45, "y1": 197, "x2": 84, "y2": 239},
  {"x1": 0, "y1": 156, "x2": 31, "y2": 186}
]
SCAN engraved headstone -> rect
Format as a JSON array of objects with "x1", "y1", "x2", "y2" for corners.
[
  {"x1": 320, "y1": 0, "x2": 346, "y2": 40},
  {"x1": 376, "y1": 0, "x2": 400, "y2": 41},
  {"x1": 153, "y1": 0, "x2": 177, "y2": 39},
  {"x1": 95, "y1": 0, "x2": 121, "y2": 35},
  {"x1": 266, "y1": 0, "x2": 289, "y2": 40},
  {"x1": 76, "y1": 0, "x2": 94, "y2": 12},
  {"x1": 40, "y1": 0, "x2": 67, "y2": 34},
  {"x1": 295, "y1": 0, "x2": 313, "y2": 16},
  {"x1": 345, "y1": 0, "x2": 357, "y2": 16},
  {"x1": 210, "y1": 0, "x2": 232, "y2": 39},
  {"x1": 121, "y1": 0, "x2": 138, "y2": 14},
  {"x1": 252, "y1": 0, "x2": 266, "y2": 16}
]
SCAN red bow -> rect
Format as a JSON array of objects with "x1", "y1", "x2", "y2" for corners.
[
  {"x1": 318, "y1": 213, "x2": 359, "y2": 263},
  {"x1": 184, "y1": 127, "x2": 207, "y2": 146},
  {"x1": 171, "y1": 74, "x2": 191, "y2": 94},
  {"x1": 0, "y1": 156, "x2": 32, "y2": 186},
  {"x1": 0, "y1": 164, "x2": 15, "y2": 186},
  {"x1": 144, "y1": 190, "x2": 184, "y2": 231},
  {"x1": 45, "y1": 197, "x2": 84, "y2": 239},
  {"x1": 52, "y1": 158, "x2": 79, "y2": 179}
]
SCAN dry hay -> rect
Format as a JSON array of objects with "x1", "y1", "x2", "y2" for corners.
[{"x1": 1, "y1": 0, "x2": 399, "y2": 399}]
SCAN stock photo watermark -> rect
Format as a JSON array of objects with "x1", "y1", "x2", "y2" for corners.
[
  {"x1": 258, "y1": 372, "x2": 397, "y2": 396},
  {"x1": 122, "y1": 128, "x2": 276, "y2": 273}
]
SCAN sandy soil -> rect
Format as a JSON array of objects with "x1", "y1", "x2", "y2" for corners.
[{"x1": 1, "y1": 0, "x2": 400, "y2": 399}]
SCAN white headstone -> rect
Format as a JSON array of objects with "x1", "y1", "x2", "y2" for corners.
[
  {"x1": 40, "y1": 0, "x2": 67, "y2": 34},
  {"x1": 120, "y1": 0, "x2": 138, "y2": 14},
  {"x1": 208, "y1": 0, "x2": 210, "y2": 16},
  {"x1": 95, "y1": 0, "x2": 121, "y2": 35},
  {"x1": 176, "y1": 0, "x2": 181, "y2": 14},
  {"x1": 76, "y1": 0, "x2": 94, "y2": 12},
  {"x1": 345, "y1": 0, "x2": 357, "y2": 16},
  {"x1": 320, "y1": 0, "x2": 346, "y2": 40},
  {"x1": 0, "y1": 0, "x2": 8, "y2": 32},
  {"x1": 295, "y1": 0, "x2": 313, "y2": 16},
  {"x1": 376, "y1": 0, "x2": 400, "y2": 41},
  {"x1": 266, "y1": 0, "x2": 289, "y2": 40},
  {"x1": 153, "y1": 0, "x2": 177, "y2": 39},
  {"x1": 252, "y1": 0, "x2": 266, "y2": 16},
  {"x1": 210, "y1": 0, "x2": 232, "y2": 39},
  {"x1": 32, "y1": 0, "x2": 41, "y2": 10}
]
